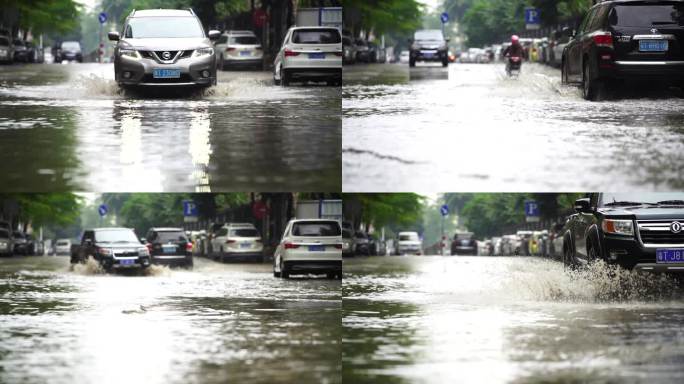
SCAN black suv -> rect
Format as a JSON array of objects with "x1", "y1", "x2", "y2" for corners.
[
  {"x1": 409, "y1": 29, "x2": 448, "y2": 67},
  {"x1": 562, "y1": 193, "x2": 684, "y2": 272},
  {"x1": 143, "y1": 227, "x2": 193, "y2": 268},
  {"x1": 562, "y1": 0, "x2": 684, "y2": 100},
  {"x1": 72, "y1": 228, "x2": 151, "y2": 272}
]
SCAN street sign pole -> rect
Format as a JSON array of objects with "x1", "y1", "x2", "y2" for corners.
[
  {"x1": 440, "y1": 204, "x2": 449, "y2": 256},
  {"x1": 98, "y1": 12, "x2": 108, "y2": 63},
  {"x1": 440, "y1": 12, "x2": 449, "y2": 37}
]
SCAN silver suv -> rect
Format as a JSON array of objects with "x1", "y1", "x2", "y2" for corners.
[{"x1": 108, "y1": 9, "x2": 220, "y2": 88}]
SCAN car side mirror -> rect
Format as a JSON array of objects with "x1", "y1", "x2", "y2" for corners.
[
  {"x1": 208, "y1": 30, "x2": 221, "y2": 41},
  {"x1": 108, "y1": 31, "x2": 120, "y2": 41},
  {"x1": 574, "y1": 198, "x2": 592, "y2": 213}
]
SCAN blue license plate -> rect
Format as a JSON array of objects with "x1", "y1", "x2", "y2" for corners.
[
  {"x1": 639, "y1": 40, "x2": 668, "y2": 52},
  {"x1": 120, "y1": 259, "x2": 135, "y2": 266},
  {"x1": 308, "y1": 53, "x2": 325, "y2": 59},
  {"x1": 162, "y1": 246, "x2": 176, "y2": 254},
  {"x1": 240, "y1": 242, "x2": 251, "y2": 249},
  {"x1": 656, "y1": 249, "x2": 684, "y2": 263},
  {"x1": 240, "y1": 51, "x2": 251, "y2": 57},
  {"x1": 308, "y1": 245, "x2": 325, "y2": 252},
  {"x1": 152, "y1": 68, "x2": 181, "y2": 79}
]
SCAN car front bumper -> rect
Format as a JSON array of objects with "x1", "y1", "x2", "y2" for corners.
[
  {"x1": 411, "y1": 49, "x2": 447, "y2": 61},
  {"x1": 103, "y1": 256, "x2": 151, "y2": 269},
  {"x1": 116, "y1": 55, "x2": 216, "y2": 87},
  {"x1": 602, "y1": 60, "x2": 684, "y2": 81},
  {"x1": 601, "y1": 234, "x2": 684, "y2": 271},
  {"x1": 151, "y1": 254, "x2": 192, "y2": 266}
]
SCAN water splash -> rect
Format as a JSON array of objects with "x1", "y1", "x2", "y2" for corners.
[{"x1": 71, "y1": 256, "x2": 104, "y2": 275}]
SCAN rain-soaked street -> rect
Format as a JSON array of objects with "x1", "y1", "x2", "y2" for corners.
[
  {"x1": 0, "y1": 63, "x2": 341, "y2": 192},
  {"x1": 343, "y1": 63, "x2": 684, "y2": 192},
  {"x1": 0, "y1": 255, "x2": 341, "y2": 384},
  {"x1": 343, "y1": 256, "x2": 684, "y2": 384}
]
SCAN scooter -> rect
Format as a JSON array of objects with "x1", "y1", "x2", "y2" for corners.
[{"x1": 506, "y1": 56, "x2": 522, "y2": 77}]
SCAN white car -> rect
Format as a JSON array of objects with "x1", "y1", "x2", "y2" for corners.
[
  {"x1": 273, "y1": 26, "x2": 342, "y2": 86},
  {"x1": 214, "y1": 30, "x2": 263, "y2": 70},
  {"x1": 210, "y1": 223, "x2": 263, "y2": 262},
  {"x1": 273, "y1": 219, "x2": 342, "y2": 279},
  {"x1": 399, "y1": 50, "x2": 410, "y2": 64},
  {"x1": 54, "y1": 239, "x2": 71, "y2": 256},
  {"x1": 395, "y1": 232, "x2": 422, "y2": 256}
]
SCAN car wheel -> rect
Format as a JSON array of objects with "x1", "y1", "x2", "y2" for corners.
[
  {"x1": 582, "y1": 61, "x2": 602, "y2": 101},
  {"x1": 442, "y1": 57, "x2": 448, "y2": 67},
  {"x1": 280, "y1": 259, "x2": 289, "y2": 279},
  {"x1": 561, "y1": 58, "x2": 569, "y2": 85},
  {"x1": 587, "y1": 237, "x2": 602, "y2": 262},
  {"x1": 273, "y1": 262, "x2": 281, "y2": 277},
  {"x1": 409, "y1": 57, "x2": 416, "y2": 68},
  {"x1": 281, "y1": 68, "x2": 290, "y2": 86}
]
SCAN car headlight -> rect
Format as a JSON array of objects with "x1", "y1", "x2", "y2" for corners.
[
  {"x1": 193, "y1": 47, "x2": 214, "y2": 58},
  {"x1": 138, "y1": 247, "x2": 150, "y2": 257},
  {"x1": 120, "y1": 49, "x2": 141, "y2": 60},
  {"x1": 602, "y1": 219, "x2": 634, "y2": 236},
  {"x1": 98, "y1": 247, "x2": 113, "y2": 256}
]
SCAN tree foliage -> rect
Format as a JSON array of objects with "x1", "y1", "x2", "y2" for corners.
[
  {"x1": 100, "y1": 0, "x2": 249, "y2": 26},
  {"x1": 0, "y1": 193, "x2": 82, "y2": 228},
  {"x1": 342, "y1": 0, "x2": 425, "y2": 36},
  {"x1": 1, "y1": 0, "x2": 82, "y2": 34},
  {"x1": 344, "y1": 193, "x2": 424, "y2": 231}
]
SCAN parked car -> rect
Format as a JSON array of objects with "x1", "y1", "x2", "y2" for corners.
[
  {"x1": 342, "y1": 228, "x2": 354, "y2": 257},
  {"x1": 273, "y1": 219, "x2": 342, "y2": 279},
  {"x1": 209, "y1": 223, "x2": 263, "y2": 262},
  {"x1": 395, "y1": 231, "x2": 422, "y2": 255},
  {"x1": 54, "y1": 41, "x2": 82, "y2": 63},
  {"x1": 548, "y1": 29, "x2": 572, "y2": 67},
  {"x1": 563, "y1": 193, "x2": 684, "y2": 272},
  {"x1": 108, "y1": 9, "x2": 219, "y2": 88},
  {"x1": 54, "y1": 239, "x2": 72, "y2": 255},
  {"x1": 144, "y1": 227, "x2": 193, "y2": 268},
  {"x1": 368, "y1": 41, "x2": 386, "y2": 63},
  {"x1": 451, "y1": 232, "x2": 477, "y2": 256},
  {"x1": 0, "y1": 229, "x2": 12, "y2": 256},
  {"x1": 214, "y1": 30, "x2": 263, "y2": 70},
  {"x1": 11, "y1": 231, "x2": 28, "y2": 255},
  {"x1": 528, "y1": 231, "x2": 543, "y2": 256},
  {"x1": 517, "y1": 230, "x2": 533, "y2": 256},
  {"x1": 354, "y1": 38, "x2": 371, "y2": 63},
  {"x1": 562, "y1": 0, "x2": 684, "y2": 100},
  {"x1": 273, "y1": 26, "x2": 342, "y2": 86},
  {"x1": 370, "y1": 236, "x2": 387, "y2": 256},
  {"x1": 0, "y1": 36, "x2": 13, "y2": 64},
  {"x1": 353, "y1": 231, "x2": 371, "y2": 256},
  {"x1": 409, "y1": 29, "x2": 448, "y2": 67},
  {"x1": 27, "y1": 234, "x2": 44, "y2": 255},
  {"x1": 12, "y1": 39, "x2": 29, "y2": 63},
  {"x1": 26, "y1": 41, "x2": 44, "y2": 63},
  {"x1": 492, "y1": 236, "x2": 503, "y2": 256},
  {"x1": 548, "y1": 222, "x2": 566, "y2": 259},
  {"x1": 71, "y1": 228, "x2": 151, "y2": 272},
  {"x1": 399, "y1": 50, "x2": 410, "y2": 64},
  {"x1": 342, "y1": 36, "x2": 356, "y2": 64}
]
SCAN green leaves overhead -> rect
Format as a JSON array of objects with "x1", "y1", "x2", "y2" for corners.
[
  {"x1": 1, "y1": 0, "x2": 82, "y2": 34},
  {"x1": 343, "y1": 0, "x2": 425, "y2": 35},
  {"x1": 0, "y1": 193, "x2": 82, "y2": 228},
  {"x1": 346, "y1": 194, "x2": 425, "y2": 230}
]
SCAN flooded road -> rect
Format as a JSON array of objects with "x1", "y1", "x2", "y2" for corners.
[
  {"x1": 343, "y1": 63, "x2": 684, "y2": 192},
  {"x1": 0, "y1": 64, "x2": 341, "y2": 192},
  {"x1": 343, "y1": 256, "x2": 684, "y2": 384},
  {"x1": 0, "y1": 256, "x2": 340, "y2": 384}
]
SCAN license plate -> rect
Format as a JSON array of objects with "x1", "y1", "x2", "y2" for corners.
[
  {"x1": 162, "y1": 245, "x2": 176, "y2": 254},
  {"x1": 639, "y1": 40, "x2": 668, "y2": 52},
  {"x1": 656, "y1": 248, "x2": 684, "y2": 263},
  {"x1": 152, "y1": 68, "x2": 181, "y2": 78},
  {"x1": 308, "y1": 245, "x2": 325, "y2": 252},
  {"x1": 308, "y1": 52, "x2": 325, "y2": 59},
  {"x1": 240, "y1": 51, "x2": 251, "y2": 57},
  {"x1": 120, "y1": 259, "x2": 135, "y2": 266},
  {"x1": 240, "y1": 242, "x2": 251, "y2": 249}
]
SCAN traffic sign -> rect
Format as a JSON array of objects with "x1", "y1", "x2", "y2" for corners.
[
  {"x1": 98, "y1": 12, "x2": 108, "y2": 24},
  {"x1": 440, "y1": 12, "x2": 449, "y2": 24},
  {"x1": 525, "y1": 8, "x2": 540, "y2": 30},
  {"x1": 98, "y1": 204, "x2": 108, "y2": 217},
  {"x1": 440, "y1": 204, "x2": 450, "y2": 217},
  {"x1": 525, "y1": 201, "x2": 540, "y2": 222},
  {"x1": 183, "y1": 201, "x2": 198, "y2": 217}
]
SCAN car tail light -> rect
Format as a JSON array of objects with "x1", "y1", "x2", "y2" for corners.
[
  {"x1": 186, "y1": 242, "x2": 193, "y2": 251},
  {"x1": 284, "y1": 242, "x2": 300, "y2": 249},
  {"x1": 226, "y1": 47, "x2": 236, "y2": 52},
  {"x1": 284, "y1": 49, "x2": 300, "y2": 57},
  {"x1": 334, "y1": 52, "x2": 342, "y2": 57},
  {"x1": 334, "y1": 244, "x2": 342, "y2": 249},
  {"x1": 226, "y1": 240, "x2": 236, "y2": 244},
  {"x1": 255, "y1": 239, "x2": 262, "y2": 243},
  {"x1": 593, "y1": 33, "x2": 613, "y2": 48}
]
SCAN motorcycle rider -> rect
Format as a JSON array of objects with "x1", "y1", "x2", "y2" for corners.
[{"x1": 503, "y1": 35, "x2": 525, "y2": 74}]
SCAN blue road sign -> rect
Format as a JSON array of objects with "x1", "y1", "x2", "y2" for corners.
[
  {"x1": 440, "y1": 12, "x2": 450, "y2": 24},
  {"x1": 183, "y1": 201, "x2": 198, "y2": 217},
  {"x1": 440, "y1": 204, "x2": 450, "y2": 217},
  {"x1": 525, "y1": 8, "x2": 540, "y2": 26},
  {"x1": 524, "y1": 201, "x2": 540, "y2": 217},
  {"x1": 98, "y1": 12, "x2": 108, "y2": 24},
  {"x1": 98, "y1": 204, "x2": 108, "y2": 217}
]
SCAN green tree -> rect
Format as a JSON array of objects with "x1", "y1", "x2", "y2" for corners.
[
  {"x1": 1, "y1": 0, "x2": 82, "y2": 35},
  {"x1": 343, "y1": 0, "x2": 425, "y2": 36}
]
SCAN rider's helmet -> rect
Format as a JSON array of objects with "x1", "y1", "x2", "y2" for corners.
[{"x1": 511, "y1": 35, "x2": 520, "y2": 44}]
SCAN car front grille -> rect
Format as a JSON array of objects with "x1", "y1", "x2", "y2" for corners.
[
  {"x1": 114, "y1": 251, "x2": 139, "y2": 257},
  {"x1": 638, "y1": 220, "x2": 684, "y2": 245},
  {"x1": 141, "y1": 74, "x2": 193, "y2": 83}
]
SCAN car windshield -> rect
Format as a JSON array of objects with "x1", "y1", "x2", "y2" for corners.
[
  {"x1": 600, "y1": 193, "x2": 684, "y2": 206},
  {"x1": 230, "y1": 228, "x2": 259, "y2": 237},
  {"x1": 0, "y1": 230, "x2": 9, "y2": 239},
  {"x1": 292, "y1": 221, "x2": 341, "y2": 237},
  {"x1": 399, "y1": 234, "x2": 419, "y2": 241},
  {"x1": 61, "y1": 42, "x2": 80, "y2": 50},
  {"x1": 292, "y1": 29, "x2": 341, "y2": 44},
  {"x1": 125, "y1": 17, "x2": 204, "y2": 38},
  {"x1": 230, "y1": 36, "x2": 258, "y2": 45},
  {"x1": 95, "y1": 229, "x2": 139, "y2": 243},
  {"x1": 156, "y1": 231, "x2": 188, "y2": 243},
  {"x1": 415, "y1": 30, "x2": 443, "y2": 41},
  {"x1": 56, "y1": 240, "x2": 69, "y2": 246},
  {"x1": 13, "y1": 40, "x2": 24, "y2": 46},
  {"x1": 610, "y1": 4, "x2": 684, "y2": 27},
  {"x1": 0, "y1": 37, "x2": 8, "y2": 46}
]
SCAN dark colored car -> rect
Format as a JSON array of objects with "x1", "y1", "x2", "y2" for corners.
[
  {"x1": 451, "y1": 232, "x2": 478, "y2": 255},
  {"x1": 409, "y1": 29, "x2": 448, "y2": 67},
  {"x1": 12, "y1": 231, "x2": 28, "y2": 255},
  {"x1": 342, "y1": 36, "x2": 356, "y2": 64},
  {"x1": 355, "y1": 38, "x2": 371, "y2": 63},
  {"x1": 562, "y1": 0, "x2": 684, "y2": 100},
  {"x1": 144, "y1": 227, "x2": 193, "y2": 268},
  {"x1": 12, "y1": 39, "x2": 28, "y2": 62},
  {"x1": 0, "y1": 229, "x2": 11, "y2": 256},
  {"x1": 563, "y1": 193, "x2": 684, "y2": 272},
  {"x1": 26, "y1": 41, "x2": 44, "y2": 63},
  {"x1": 354, "y1": 231, "x2": 371, "y2": 256},
  {"x1": 54, "y1": 41, "x2": 82, "y2": 63},
  {"x1": 71, "y1": 228, "x2": 151, "y2": 272}
]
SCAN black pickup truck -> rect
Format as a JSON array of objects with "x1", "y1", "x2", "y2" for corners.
[
  {"x1": 563, "y1": 193, "x2": 684, "y2": 272},
  {"x1": 71, "y1": 227, "x2": 151, "y2": 272}
]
